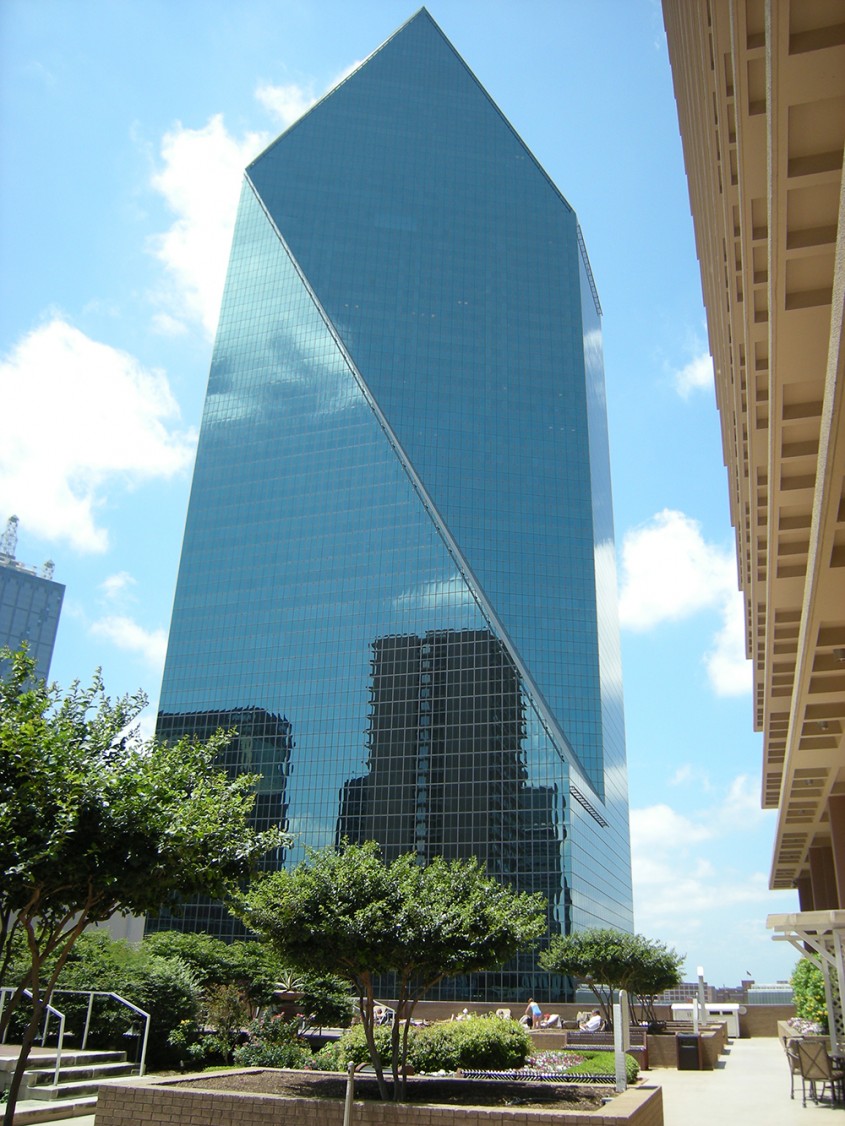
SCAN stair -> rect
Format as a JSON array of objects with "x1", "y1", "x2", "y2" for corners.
[
  {"x1": 23, "y1": 1053, "x2": 133, "y2": 1098},
  {"x1": 1, "y1": 1048, "x2": 136, "y2": 1125}
]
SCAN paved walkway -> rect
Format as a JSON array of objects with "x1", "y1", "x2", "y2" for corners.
[
  {"x1": 9, "y1": 1037, "x2": 844, "y2": 1125},
  {"x1": 644, "y1": 1036, "x2": 843, "y2": 1124}
]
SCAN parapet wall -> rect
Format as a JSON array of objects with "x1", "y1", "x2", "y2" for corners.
[{"x1": 406, "y1": 1001, "x2": 794, "y2": 1038}]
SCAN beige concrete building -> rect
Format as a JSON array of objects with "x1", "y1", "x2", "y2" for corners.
[{"x1": 662, "y1": 0, "x2": 844, "y2": 1028}]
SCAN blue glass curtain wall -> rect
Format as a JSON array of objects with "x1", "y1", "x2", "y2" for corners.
[{"x1": 149, "y1": 9, "x2": 633, "y2": 997}]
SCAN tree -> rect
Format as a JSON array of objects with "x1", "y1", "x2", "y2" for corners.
[
  {"x1": 0, "y1": 647, "x2": 288, "y2": 1125},
  {"x1": 142, "y1": 930, "x2": 286, "y2": 1012},
  {"x1": 625, "y1": 939, "x2": 685, "y2": 1026},
  {"x1": 539, "y1": 928, "x2": 683, "y2": 1027},
  {"x1": 239, "y1": 841, "x2": 547, "y2": 1101},
  {"x1": 791, "y1": 958, "x2": 828, "y2": 1031}
]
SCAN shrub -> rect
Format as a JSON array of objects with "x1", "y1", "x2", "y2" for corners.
[
  {"x1": 308, "y1": 1039, "x2": 348, "y2": 1071},
  {"x1": 791, "y1": 959, "x2": 827, "y2": 1031},
  {"x1": 115, "y1": 955, "x2": 201, "y2": 1069},
  {"x1": 410, "y1": 1016, "x2": 532, "y2": 1073},
  {"x1": 310, "y1": 1022, "x2": 393, "y2": 1070},
  {"x1": 233, "y1": 1013, "x2": 310, "y2": 1069},
  {"x1": 298, "y1": 973, "x2": 355, "y2": 1028},
  {"x1": 311, "y1": 1016, "x2": 532, "y2": 1075}
]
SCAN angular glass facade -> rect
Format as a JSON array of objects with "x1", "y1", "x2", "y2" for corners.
[{"x1": 149, "y1": 9, "x2": 633, "y2": 999}]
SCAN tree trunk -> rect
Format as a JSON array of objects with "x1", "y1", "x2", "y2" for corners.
[
  {"x1": 359, "y1": 978, "x2": 389, "y2": 1102},
  {"x1": 3, "y1": 993, "x2": 45, "y2": 1126}
]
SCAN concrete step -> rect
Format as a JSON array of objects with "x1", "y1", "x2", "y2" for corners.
[
  {"x1": 4, "y1": 1049, "x2": 127, "y2": 1071},
  {"x1": 24, "y1": 1079, "x2": 106, "y2": 1101},
  {"x1": 11, "y1": 1095, "x2": 97, "y2": 1125},
  {"x1": 24, "y1": 1061, "x2": 135, "y2": 1089}
]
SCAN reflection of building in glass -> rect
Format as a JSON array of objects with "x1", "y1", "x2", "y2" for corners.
[
  {"x1": 0, "y1": 516, "x2": 64, "y2": 682},
  {"x1": 150, "y1": 10, "x2": 633, "y2": 997},
  {"x1": 339, "y1": 628, "x2": 563, "y2": 909},
  {"x1": 146, "y1": 708, "x2": 292, "y2": 940}
]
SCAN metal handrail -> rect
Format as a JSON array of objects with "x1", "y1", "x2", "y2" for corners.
[
  {"x1": 0, "y1": 987, "x2": 66, "y2": 1087},
  {"x1": 51, "y1": 989, "x2": 150, "y2": 1077},
  {"x1": 0, "y1": 987, "x2": 150, "y2": 1081}
]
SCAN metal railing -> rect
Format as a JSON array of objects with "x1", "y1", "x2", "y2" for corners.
[
  {"x1": 0, "y1": 988, "x2": 67, "y2": 1088},
  {"x1": 0, "y1": 987, "x2": 150, "y2": 1082}
]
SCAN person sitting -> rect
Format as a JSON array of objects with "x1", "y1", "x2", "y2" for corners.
[
  {"x1": 522, "y1": 998, "x2": 543, "y2": 1028},
  {"x1": 579, "y1": 1009, "x2": 603, "y2": 1033}
]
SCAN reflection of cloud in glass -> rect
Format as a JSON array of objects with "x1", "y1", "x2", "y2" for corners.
[
  {"x1": 207, "y1": 329, "x2": 361, "y2": 425},
  {"x1": 583, "y1": 327, "x2": 606, "y2": 410},
  {"x1": 285, "y1": 815, "x2": 338, "y2": 854},
  {"x1": 594, "y1": 538, "x2": 623, "y2": 706},
  {"x1": 204, "y1": 187, "x2": 364, "y2": 426},
  {"x1": 393, "y1": 573, "x2": 475, "y2": 613}
]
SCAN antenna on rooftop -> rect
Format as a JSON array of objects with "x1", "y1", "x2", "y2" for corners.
[
  {"x1": 1, "y1": 515, "x2": 19, "y2": 559},
  {"x1": 41, "y1": 560, "x2": 55, "y2": 580}
]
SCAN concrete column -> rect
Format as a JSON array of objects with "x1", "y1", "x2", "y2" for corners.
[
  {"x1": 829, "y1": 795, "x2": 845, "y2": 909},
  {"x1": 809, "y1": 842, "x2": 839, "y2": 910}
]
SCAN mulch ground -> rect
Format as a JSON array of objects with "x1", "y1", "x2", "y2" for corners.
[{"x1": 190, "y1": 1070, "x2": 605, "y2": 1111}]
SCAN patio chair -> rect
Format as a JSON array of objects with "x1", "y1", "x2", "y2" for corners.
[
  {"x1": 796, "y1": 1039, "x2": 844, "y2": 1106},
  {"x1": 784, "y1": 1037, "x2": 801, "y2": 1099}
]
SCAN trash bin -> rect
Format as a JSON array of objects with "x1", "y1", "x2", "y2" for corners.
[{"x1": 676, "y1": 1032, "x2": 702, "y2": 1070}]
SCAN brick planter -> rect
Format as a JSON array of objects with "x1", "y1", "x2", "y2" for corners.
[{"x1": 95, "y1": 1068, "x2": 664, "y2": 1126}]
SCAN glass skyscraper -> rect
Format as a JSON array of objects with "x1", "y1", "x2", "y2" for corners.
[{"x1": 150, "y1": 9, "x2": 633, "y2": 999}]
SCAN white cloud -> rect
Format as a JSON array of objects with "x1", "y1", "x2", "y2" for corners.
[
  {"x1": 254, "y1": 58, "x2": 363, "y2": 130},
  {"x1": 90, "y1": 614, "x2": 168, "y2": 669},
  {"x1": 618, "y1": 509, "x2": 750, "y2": 696},
  {"x1": 705, "y1": 588, "x2": 753, "y2": 695},
  {"x1": 148, "y1": 114, "x2": 268, "y2": 335},
  {"x1": 147, "y1": 59, "x2": 363, "y2": 338},
  {"x1": 0, "y1": 318, "x2": 197, "y2": 553},
  {"x1": 673, "y1": 351, "x2": 714, "y2": 399},
  {"x1": 618, "y1": 509, "x2": 736, "y2": 630},
  {"x1": 669, "y1": 763, "x2": 713, "y2": 790},
  {"x1": 255, "y1": 81, "x2": 316, "y2": 128},
  {"x1": 630, "y1": 782, "x2": 783, "y2": 964},
  {"x1": 100, "y1": 572, "x2": 137, "y2": 603},
  {"x1": 150, "y1": 311, "x2": 189, "y2": 338},
  {"x1": 631, "y1": 803, "x2": 713, "y2": 854}
]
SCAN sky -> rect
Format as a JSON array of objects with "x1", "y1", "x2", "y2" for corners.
[{"x1": 0, "y1": 0, "x2": 802, "y2": 988}]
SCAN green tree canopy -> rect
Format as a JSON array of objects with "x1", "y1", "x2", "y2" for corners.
[
  {"x1": 791, "y1": 958, "x2": 828, "y2": 1030},
  {"x1": 539, "y1": 927, "x2": 684, "y2": 1027},
  {"x1": 0, "y1": 646, "x2": 288, "y2": 1124},
  {"x1": 239, "y1": 841, "x2": 546, "y2": 1100},
  {"x1": 142, "y1": 930, "x2": 285, "y2": 1008}
]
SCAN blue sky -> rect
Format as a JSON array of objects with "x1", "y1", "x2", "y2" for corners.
[{"x1": 0, "y1": 0, "x2": 800, "y2": 987}]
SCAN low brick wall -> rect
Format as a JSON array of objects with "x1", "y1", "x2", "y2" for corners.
[
  {"x1": 406, "y1": 1001, "x2": 794, "y2": 1038},
  {"x1": 94, "y1": 1069, "x2": 664, "y2": 1126},
  {"x1": 646, "y1": 1027, "x2": 725, "y2": 1070}
]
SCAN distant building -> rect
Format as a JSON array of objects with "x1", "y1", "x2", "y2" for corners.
[
  {"x1": 0, "y1": 516, "x2": 64, "y2": 682},
  {"x1": 746, "y1": 983, "x2": 793, "y2": 1006},
  {"x1": 658, "y1": 982, "x2": 716, "y2": 1005},
  {"x1": 657, "y1": 978, "x2": 793, "y2": 1006}
]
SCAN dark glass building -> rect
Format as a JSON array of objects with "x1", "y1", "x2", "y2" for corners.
[{"x1": 150, "y1": 9, "x2": 633, "y2": 998}]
